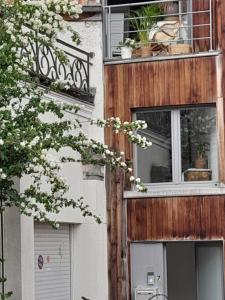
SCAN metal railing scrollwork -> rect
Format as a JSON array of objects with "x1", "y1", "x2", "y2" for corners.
[{"x1": 22, "y1": 37, "x2": 95, "y2": 104}]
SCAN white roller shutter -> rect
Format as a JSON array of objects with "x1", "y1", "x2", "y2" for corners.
[
  {"x1": 34, "y1": 223, "x2": 71, "y2": 300},
  {"x1": 110, "y1": 13, "x2": 124, "y2": 55}
]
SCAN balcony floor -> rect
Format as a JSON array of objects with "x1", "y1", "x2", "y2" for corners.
[{"x1": 104, "y1": 50, "x2": 220, "y2": 65}]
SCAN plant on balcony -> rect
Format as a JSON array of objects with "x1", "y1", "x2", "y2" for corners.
[
  {"x1": 130, "y1": 4, "x2": 162, "y2": 57},
  {"x1": 118, "y1": 38, "x2": 136, "y2": 59}
]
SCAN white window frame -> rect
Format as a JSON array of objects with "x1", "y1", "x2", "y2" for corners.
[{"x1": 134, "y1": 105, "x2": 219, "y2": 190}]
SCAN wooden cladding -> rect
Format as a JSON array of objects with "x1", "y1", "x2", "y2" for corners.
[
  {"x1": 104, "y1": 1, "x2": 225, "y2": 298},
  {"x1": 104, "y1": 56, "x2": 219, "y2": 163},
  {"x1": 105, "y1": 57, "x2": 218, "y2": 116},
  {"x1": 106, "y1": 168, "x2": 129, "y2": 300},
  {"x1": 192, "y1": 0, "x2": 211, "y2": 52},
  {"x1": 127, "y1": 196, "x2": 225, "y2": 241}
]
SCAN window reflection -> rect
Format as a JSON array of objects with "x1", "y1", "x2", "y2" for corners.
[
  {"x1": 136, "y1": 111, "x2": 172, "y2": 183},
  {"x1": 181, "y1": 107, "x2": 218, "y2": 181}
]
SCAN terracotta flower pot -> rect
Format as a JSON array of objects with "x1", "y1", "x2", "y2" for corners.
[
  {"x1": 140, "y1": 45, "x2": 152, "y2": 58},
  {"x1": 194, "y1": 157, "x2": 207, "y2": 169}
]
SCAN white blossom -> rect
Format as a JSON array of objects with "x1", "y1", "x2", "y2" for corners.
[
  {"x1": 0, "y1": 173, "x2": 6, "y2": 180},
  {"x1": 20, "y1": 141, "x2": 26, "y2": 147},
  {"x1": 130, "y1": 176, "x2": 135, "y2": 182}
]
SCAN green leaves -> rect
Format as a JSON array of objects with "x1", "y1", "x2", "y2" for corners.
[
  {"x1": 130, "y1": 4, "x2": 162, "y2": 43},
  {"x1": 0, "y1": 291, "x2": 13, "y2": 300}
]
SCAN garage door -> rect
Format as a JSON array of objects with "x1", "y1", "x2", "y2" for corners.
[{"x1": 34, "y1": 223, "x2": 71, "y2": 300}]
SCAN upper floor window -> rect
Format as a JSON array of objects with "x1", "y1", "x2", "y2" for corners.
[
  {"x1": 135, "y1": 106, "x2": 218, "y2": 185},
  {"x1": 103, "y1": 0, "x2": 214, "y2": 61}
]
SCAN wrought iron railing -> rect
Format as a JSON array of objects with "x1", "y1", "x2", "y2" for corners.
[
  {"x1": 103, "y1": 0, "x2": 215, "y2": 61},
  {"x1": 22, "y1": 37, "x2": 95, "y2": 104}
]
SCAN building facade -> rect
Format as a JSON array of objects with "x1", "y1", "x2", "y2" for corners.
[
  {"x1": 4, "y1": 1, "x2": 225, "y2": 299},
  {"x1": 103, "y1": 1, "x2": 225, "y2": 300}
]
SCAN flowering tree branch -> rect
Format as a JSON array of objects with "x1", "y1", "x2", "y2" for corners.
[{"x1": 0, "y1": 0, "x2": 152, "y2": 225}]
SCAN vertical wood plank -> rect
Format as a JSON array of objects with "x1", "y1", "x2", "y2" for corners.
[{"x1": 106, "y1": 167, "x2": 129, "y2": 300}]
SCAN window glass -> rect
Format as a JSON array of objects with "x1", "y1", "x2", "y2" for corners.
[
  {"x1": 181, "y1": 107, "x2": 218, "y2": 182},
  {"x1": 197, "y1": 244, "x2": 223, "y2": 300},
  {"x1": 135, "y1": 106, "x2": 218, "y2": 186},
  {"x1": 136, "y1": 111, "x2": 172, "y2": 183}
]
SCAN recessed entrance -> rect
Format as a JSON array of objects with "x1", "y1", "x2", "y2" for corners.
[{"x1": 130, "y1": 241, "x2": 224, "y2": 300}]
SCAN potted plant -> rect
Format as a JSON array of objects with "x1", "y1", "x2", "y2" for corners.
[
  {"x1": 130, "y1": 4, "x2": 161, "y2": 57},
  {"x1": 118, "y1": 38, "x2": 136, "y2": 59},
  {"x1": 195, "y1": 143, "x2": 208, "y2": 169}
]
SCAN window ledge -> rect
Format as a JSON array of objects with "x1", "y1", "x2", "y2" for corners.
[
  {"x1": 104, "y1": 51, "x2": 221, "y2": 66},
  {"x1": 124, "y1": 184, "x2": 225, "y2": 199}
]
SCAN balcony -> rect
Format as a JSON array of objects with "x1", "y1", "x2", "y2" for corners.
[
  {"x1": 22, "y1": 37, "x2": 95, "y2": 104},
  {"x1": 103, "y1": 0, "x2": 217, "y2": 63}
]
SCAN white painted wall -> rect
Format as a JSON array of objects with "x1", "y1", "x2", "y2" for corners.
[
  {"x1": 3, "y1": 15, "x2": 108, "y2": 300},
  {"x1": 72, "y1": 181, "x2": 108, "y2": 300},
  {"x1": 4, "y1": 207, "x2": 22, "y2": 300}
]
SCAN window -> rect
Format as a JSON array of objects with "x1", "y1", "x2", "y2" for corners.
[{"x1": 135, "y1": 106, "x2": 218, "y2": 185}]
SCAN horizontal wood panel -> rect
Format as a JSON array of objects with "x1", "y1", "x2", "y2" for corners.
[
  {"x1": 104, "y1": 56, "x2": 219, "y2": 164},
  {"x1": 105, "y1": 57, "x2": 218, "y2": 115},
  {"x1": 127, "y1": 196, "x2": 225, "y2": 241}
]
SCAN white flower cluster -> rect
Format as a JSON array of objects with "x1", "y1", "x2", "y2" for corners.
[
  {"x1": 3, "y1": 0, "x2": 82, "y2": 61},
  {"x1": 128, "y1": 131, "x2": 152, "y2": 148},
  {"x1": 53, "y1": 78, "x2": 74, "y2": 90},
  {"x1": 80, "y1": 140, "x2": 146, "y2": 192},
  {"x1": 119, "y1": 38, "x2": 136, "y2": 49},
  {"x1": 24, "y1": 0, "x2": 82, "y2": 17},
  {"x1": 129, "y1": 176, "x2": 146, "y2": 191},
  {"x1": 45, "y1": 152, "x2": 62, "y2": 170},
  {"x1": 3, "y1": 19, "x2": 29, "y2": 47},
  {"x1": 0, "y1": 169, "x2": 7, "y2": 180},
  {"x1": 28, "y1": 136, "x2": 40, "y2": 148},
  {"x1": 92, "y1": 117, "x2": 152, "y2": 149}
]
